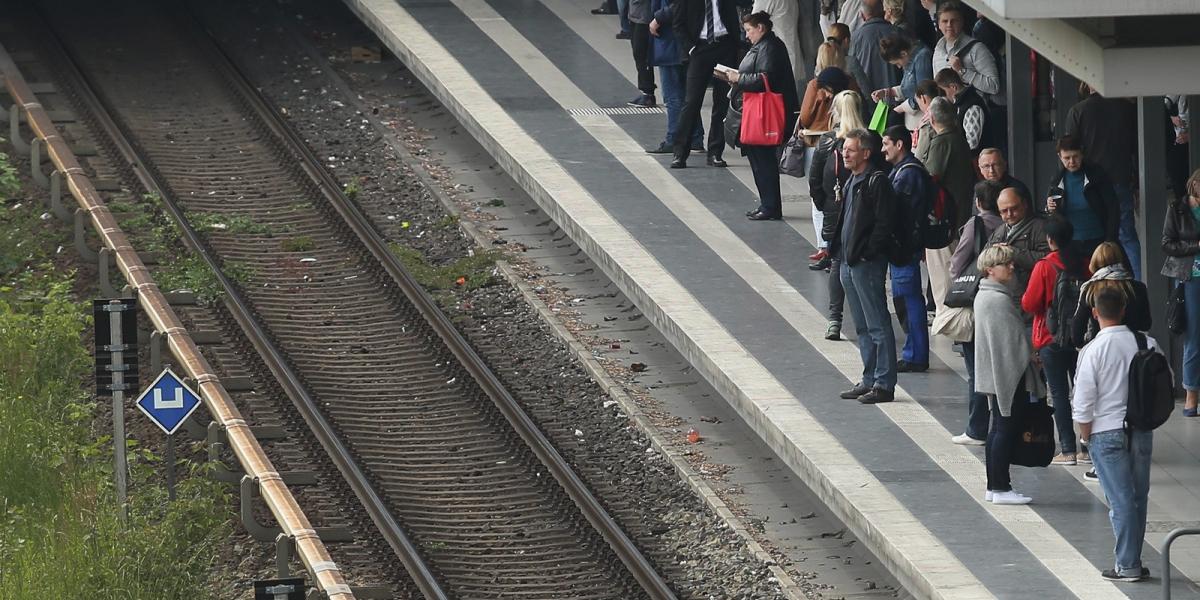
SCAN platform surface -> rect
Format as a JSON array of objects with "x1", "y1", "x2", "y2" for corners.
[{"x1": 341, "y1": 0, "x2": 1200, "y2": 597}]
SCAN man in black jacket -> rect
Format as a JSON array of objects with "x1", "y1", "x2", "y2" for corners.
[
  {"x1": 833, "y1": 129, "x2": 899, "y2": 404},
  {"x1": 651, "y1": 0, "x2": 738, "y2": 168},
  {"x1": 1045, "y1": 135, "x2": 1121, "y2": 260}
]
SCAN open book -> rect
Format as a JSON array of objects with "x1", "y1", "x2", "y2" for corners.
[{"x1": 713, "y1": 64, "x2": 738, "y2": 79}]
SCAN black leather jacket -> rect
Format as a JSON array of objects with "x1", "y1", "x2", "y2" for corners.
[
  {"x1": 1046, "y1": 163, "x2": 1120, "y2": 243},
  {"x1": 1161, "y1": 198, "x2": 1200, "y2": 281},
  {"x1": 809, "y1": 132, "x2": 845, "y2": 240},
  {"x1": 734, "y1": 32, "x2": 799, "y2": 145},
  {"x1": 829, "y1": 165, "x2": 897, "y2": 266}
]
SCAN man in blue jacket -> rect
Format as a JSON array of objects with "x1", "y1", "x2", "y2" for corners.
[
  {"x1": 882, "y1": 125, "x2": 930, "y2": 372},
  {"x1": 646, "y1": 0, "x2": 704, "y2": 154}
]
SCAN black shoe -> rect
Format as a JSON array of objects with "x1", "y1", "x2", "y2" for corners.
[
  {"x1": 691, "y1": 142, "x2": 704, "y2": 152},
  {"x1": 858, "y1": 388, "x2": 895, "y2": 404},
  {"x1": 707, "y1": 155, "x2": 727, "y2": 168},
  {"x1": 670, "y1": 158, "x2": 687, "y2": 169},
  {"x1": 808, "y1": 256, "x2": 832, "y2": 271},
  {"x1": 897, "y1": 360, "x2": 929, "y2": 373},
  {"x1": 627, "y1": 94, "x2": 656, "y2": 108},
  {"x1": 746, "y1": 208, "x2": 763, "y2": 216},
  {"x1": 747, "y1": 211, "x2": 781, "y2": 221},
  {"x1": 1101, "y1": 568, "x2": 1147, "y2": 583},
  {"x1": 615, "y1": 30, "x2": 631, "y2": 39},
  {"x1": 646, "y1": 142, "x2": 673, "y2": 154},
  {"x1": 840, "y1": 384, "x2": 870, "y2": 399},
  {"x1": 591, "y1": 5, "x2": 617, "y2": 14}
]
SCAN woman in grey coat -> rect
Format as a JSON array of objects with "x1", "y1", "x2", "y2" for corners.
[{"x1": 974, "y1": 244, "x2": 1045, "y2": 505}]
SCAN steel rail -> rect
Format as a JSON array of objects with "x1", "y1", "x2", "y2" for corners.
[
  {"x1": 29, "y1": 9, "x2": 450, "y2": 600},
  {"x1": 187, "y1": 14, "x2": 679, "y2": 600},
  {"x1": 0, "y1": 36, "x2": 360, "y2": 600}
]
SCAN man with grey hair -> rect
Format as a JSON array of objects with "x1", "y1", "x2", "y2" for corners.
[
  {"x1": 832, "y1": 129, "x2": 899, "y2": 404},
  {"x1": 978, "y1": 148, "x2": 1031, "y2": 209},
  {"x1": 923, "y1": 96, "x2": 975, "y2": 321},
  {"x1": 849, "y1": 0, "x2": 899, "y2": 115}
]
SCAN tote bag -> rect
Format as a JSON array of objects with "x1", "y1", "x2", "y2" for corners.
[
  {"x1": 1011, "y1": 400, "x2": 1055, "y2": 468},
  {"x1": 943, "y1": 216, "x2": 986, "y2": 309},
  {"x1": 740, "y1": 75, "x2": 786, "y2": 146}
]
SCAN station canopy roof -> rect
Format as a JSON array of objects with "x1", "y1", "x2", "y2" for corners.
[{"x1": 965, "y1": 0, "x2": 1200, "y2": 96}]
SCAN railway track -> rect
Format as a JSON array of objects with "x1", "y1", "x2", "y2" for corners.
[{"x1": 26, "y1": 2, "x2": 678, "y2": 598}]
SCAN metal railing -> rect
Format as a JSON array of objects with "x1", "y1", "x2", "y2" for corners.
[
  {"x1": 0, "y1": 41, "x2": 357, "y2": 600},
  {"x1": 1162, "y1": 527, "x2": 1200, "y2": 600}
]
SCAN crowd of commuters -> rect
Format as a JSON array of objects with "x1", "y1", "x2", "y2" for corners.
[{"x1": 588, "y1": 0, "x2": 1200, "y2": 581}]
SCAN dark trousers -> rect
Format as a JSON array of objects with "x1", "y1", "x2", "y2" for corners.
[
  {"x1": 963, "y1": 341, "x2": 990, "y2": 441},
  {"x1": 1039, "y1": 344, "x2": 1077, "y2": 454},
  {"x1": 828, "y1": 252, "x2": 844, "y2": 323},
  {"x1": 985, "y1": 384, "x2": 1028, "y2": 492},
  {"x1": 745, "y1": 145, "x2": 782, "y2": 216},
  {"x1": 673, "y1": 37, "x2": 736, "y2": 161},
  {"x1": 630, "y1": 23, "x2": 655, "y2": 95}
]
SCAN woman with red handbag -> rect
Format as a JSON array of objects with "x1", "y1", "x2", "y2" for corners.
[{"x1": 714, "y1": 11, "x2": 799, "y2": 221}]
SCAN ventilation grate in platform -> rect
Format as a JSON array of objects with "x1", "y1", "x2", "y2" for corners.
[{"x1": 568, "y1": 106, "x2": 668, "y2": 116}]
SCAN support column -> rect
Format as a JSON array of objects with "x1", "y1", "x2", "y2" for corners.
[
  {"x1": 1006, "y1": 33, "x2": 1034, "y2": 182},
  {"x1": 1138, "y1": 96, "x2": 1170, "y2": 352},
  {"x1": 1053, "y1": 67, "x2": 1079, "y2": 138}
]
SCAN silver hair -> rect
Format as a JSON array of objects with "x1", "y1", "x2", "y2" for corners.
[{"x1": 929, "y1": 96, "x2": 956, "y2": 127}]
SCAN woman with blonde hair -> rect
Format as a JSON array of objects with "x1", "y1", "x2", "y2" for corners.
[
  {"x1": 1071, "y1": 241, "x2": 1152, "y2": 349},
  {"x1": 975, "y1": 244, "x2": 1046, "y2": 504},
  {"x1": 807, "y1": 90, "x2": 867, "y2": 339}
]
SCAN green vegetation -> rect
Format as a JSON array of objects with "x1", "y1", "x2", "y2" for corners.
[
  {"x1": 390, "y1": 244, "x2": 501, "y2": 291},
  {"x1": 0, "y1": 156, "x2": 230, "y2": 597},
  {"x1": 0, "y1": 145, "x2": 19, "y2": 201},
  {"x1": 434, "y1": 213, "x2": 461, "y2": 229},
  {"x1": 343, "y1": 177, "x2": 361, "y2": 201},
  {"x1": 156, "y1": 254, "x2": 253, "y2": 305},
  {"x1": 280, "y1": 235, "x2": 316, "y2": 252},
  {"x1": 0, "y1": 285, "x2": 230, "y2": 599},
  {"x1": 187, "y1": 211, "x2": 273, "y2": 236}
]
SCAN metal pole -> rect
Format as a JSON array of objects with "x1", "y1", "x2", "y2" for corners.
[
  {"x1": 166, "y1": 433, "x2": 176, "y2": 501},
  {"x1": 109, "y1": 300, "x2": 128, "y2": 519}
]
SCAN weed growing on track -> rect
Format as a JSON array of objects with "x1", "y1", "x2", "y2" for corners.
[
  {"x1": 280, "y1": 235, "x2": 316, "y2": 252},
  {"x1": 188, "y1": 211, "x2": 275, "y2": 236},
  {"x1": 390, "y1": 243, "x2": 501, "y2": 291},
  {"x1": 0, "y1": 187, "x2": 229, "y2": 598}
]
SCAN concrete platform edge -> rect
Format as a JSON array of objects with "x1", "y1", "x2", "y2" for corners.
[{"x1": 341, "y1": 1, "x2": 948, "y2": 596}]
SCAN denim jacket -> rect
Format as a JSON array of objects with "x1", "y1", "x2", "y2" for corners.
[{"x1": 899, "y1": 45, "x2": 932, "y2": 111}]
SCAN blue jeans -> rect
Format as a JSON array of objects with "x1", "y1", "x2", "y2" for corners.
[
  {"x1": 963, "y1": 341, "x2": 990, "y2": 441},
  {"x1": 1040, "y1": 344, "x2": 1078, "y2": 454},
  {"x1": 890, "y1": 261, "x2": 928, "y2": 365},
  {"x1": 1114, "y1": 183, "x2": 1142, "y2": 281},
  {"x1": 658, "y1": 65, "x2": 703, "y2": 147},
  {"x1": 1090, "y1": 428, "x2": 1153, "y2": 577},
  {"x1": 616, "y1": 0, "x2": 630, "y2": 34},
  {"x1": 1183, "y1": 278, "x2": 1200, "y2": 391},
  {"x1": 840, "y1": 257, "x2": 897, "y2": 391}
]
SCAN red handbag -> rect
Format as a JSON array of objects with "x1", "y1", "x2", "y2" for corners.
[{"x1": 739, "y1": 74, "x2": 786, "y2": 146}]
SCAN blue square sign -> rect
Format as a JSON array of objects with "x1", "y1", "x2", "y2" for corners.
[{"x1": 135, "y1": 369, "x2": 203, "y2": 435}]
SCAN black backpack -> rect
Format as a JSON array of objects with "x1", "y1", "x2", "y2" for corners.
[
  {"x1": 895, "y1": 163, "x2": 955, "y2": 250},
  {"x1": 1125, "y1": 331, "x2": 1174, "y2": 431},
  {"x1": 1046, "y1": 265, "x2": 1083, "y2": 348}
]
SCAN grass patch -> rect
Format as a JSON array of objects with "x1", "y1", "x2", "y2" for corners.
[
  {"x1": 187, "y1": 212, "x2": 273, "y2": 235},
  {"x1": 343, "y1": 177, "x2": 361, "y2": 201},
  {"x1": 0, "y1": 286, "x2": 230, "y2": 599},
  {"x1": 280, "y1": 236, "x2": 316, "y2": 253},
  {"x1": 434, "y1": 214, "x2": 460, "y2": 229},
  {"x1": 0, "y1": 147, "x2": 19, "y2": 201},
  {"x1": 156, "y1": 255, "x2": 253, "y2": 305},
  {"x1": 390, "y1": 244, "x2": 501, "y2": 291}
]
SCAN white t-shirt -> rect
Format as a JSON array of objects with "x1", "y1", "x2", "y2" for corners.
[{"x1": 1073, "y1": 325, "x2": 1163, "y2": 435}]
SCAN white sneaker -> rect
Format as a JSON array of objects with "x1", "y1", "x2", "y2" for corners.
[
  {"x1": 991, "y1": 490, "x2": 1032, "y2": 505},
  {"x1": 984, "y1": 490, "x2": 993, "y2": 502},
  {"x1": 952, "y1": 433, "x2": 986, "y2": 446}
]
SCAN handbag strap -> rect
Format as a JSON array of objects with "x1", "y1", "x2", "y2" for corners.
[
  {"x1": 761, "y1": 73, "x2": 771, "y2": 94},
  {"x1": 971, "y1": 215, "x2": 986, "y2": 254}
]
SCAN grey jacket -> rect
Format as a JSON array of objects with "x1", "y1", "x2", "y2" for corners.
[
  {"x1": 986, "y1": 215, "x2": 1050, "y2": 295},
  {"x1": 974, "y1": 278, "x2": 1044, "y2": 416},
  {"x1": 932, "y1": 34, "x2": 999, "y2": 96},
  {"x1": 628, "y1": 0, "x2": 652, "y2": 24}
]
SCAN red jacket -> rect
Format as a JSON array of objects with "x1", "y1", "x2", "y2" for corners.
[{"x1": 1021, "y1": 252, "x2": 1090, "y2": 349}]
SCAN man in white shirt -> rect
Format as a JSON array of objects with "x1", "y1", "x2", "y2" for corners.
[{"x1": 1073, "y1": 288, "x2": 1160, "y2": 583}]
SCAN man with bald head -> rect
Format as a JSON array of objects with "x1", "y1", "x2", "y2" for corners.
[{"x1": 986, "y1": 186, "x2": 1049, "y2": 294}]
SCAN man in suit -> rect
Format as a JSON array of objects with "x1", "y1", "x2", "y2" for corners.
[{"x1": 650, "y1": 0, "x2": 739, "y2": 168}]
